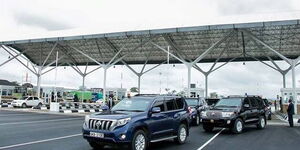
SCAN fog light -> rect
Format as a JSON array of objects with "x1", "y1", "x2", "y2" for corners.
[
  {"x1": 120, "y1": 134, "x2": 126, "y2": 140},
  {"x1": 227, "y1": 120, "x2": 231, "y2": 124}
]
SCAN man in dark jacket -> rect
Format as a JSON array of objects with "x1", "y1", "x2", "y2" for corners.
[{"x1": 287, "y1": 99, "x2": 295, "y2": 127}]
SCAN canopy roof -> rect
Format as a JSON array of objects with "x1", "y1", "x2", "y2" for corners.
[{"x1": 1, "y1": 19, "x2": 300, "y2": 66}]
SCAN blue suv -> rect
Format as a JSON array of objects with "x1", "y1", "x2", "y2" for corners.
[{"x1": 82, "y1": 95, "x2": 190, "y2": 150}]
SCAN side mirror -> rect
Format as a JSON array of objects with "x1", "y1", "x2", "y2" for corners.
[
  {"x1": 152, "y1": 107, "x2": 161, "y2": 113},
  {"x1": 243, "y1": 104, "x2": 250, "y2": 109}
]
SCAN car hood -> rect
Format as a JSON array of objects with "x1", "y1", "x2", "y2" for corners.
[
  {"x1": 208, "y1": 107, "x2": 240, "y2": 113},
  {"x1": 13, "y1": 100, "x2": 25, "y2": 103},
  {"x1": 90, "y1": 111, "x2": 144, "y2": 120}
]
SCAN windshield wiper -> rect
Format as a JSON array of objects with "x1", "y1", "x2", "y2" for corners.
[
  {"x1": 112, "y1": 109, "x2": 128, "y2": 111},
  {"x1": 127, "y1": 110, "x2": 144, "y2": 112}
]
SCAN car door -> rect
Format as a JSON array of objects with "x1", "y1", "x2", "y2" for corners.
[
  {"x1": 33, "y1": 97, "x2": 40, "y2": 106},
  {"x1": 241, "y1": 98, "x2": 253, "y2": 123},
  {"x1": 26, "y1": 97, "x2": 34, "y2": 106},
  {"x1": 165, "y1": 97, "x2": 186, "y2": 134},
  {"x1": 247, "y1": 97, "x2": 259, "y2": 123},
  {"x1": 148, "y1": 99, "x2": 170, "y2": 138}
]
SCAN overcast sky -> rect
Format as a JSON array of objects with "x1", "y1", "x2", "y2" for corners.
[{"x1": 1, "y1": 0, "x2": 300, "y2": 98}]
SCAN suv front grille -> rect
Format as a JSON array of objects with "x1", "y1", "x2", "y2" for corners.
[{"x1": 88, "y1": 119, "x2": 116, "y2": 131}]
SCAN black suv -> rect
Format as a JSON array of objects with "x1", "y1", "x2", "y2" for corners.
[
  {"x1": 82, "y1": 95, "x2": 190, "y2": 150},
  {"x1": 185, "y1": 97, "x2": 208, "y2": 126},
  {"x1": 201, "y1": 96, "x2": 267, "y2": 134}
]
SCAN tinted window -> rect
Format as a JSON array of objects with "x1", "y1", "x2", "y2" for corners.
[
  {"x1": 255, "y1": 98, "x2": 264, "y2": 108},
  {"x1": 34, "y1": 97, "x2": 39, "y2": 100},
  {"x1": 250, "y1": 98, "x2": 259, "y2": 108},
  {"x1": 215, "y1": 98, "x2": 242, "y2": 107},
  {"x1": 175, "y1": 98, "x2": 184, "y2": 109},
  {"x1": 166, "y1": 100, "x2": 176, "y2": 111},
  {"x1": 185, "y1": 98, "x2": 198, "y2": 106},
  {"x1": 243, "y1": 98, "x2": 251, "y2": 107},
  {"x1": 111, "y1": 98, "x2": 152, "y2": 112},
  {"x1": 152, "y1": 101, "x2": 165, "y2": 112}
]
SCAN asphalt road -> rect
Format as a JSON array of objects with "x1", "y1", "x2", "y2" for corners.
[{"x1": 0, "y1": 109, "x2": 299, "y2": 150}]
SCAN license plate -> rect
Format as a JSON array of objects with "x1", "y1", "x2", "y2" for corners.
[
  {"x1": 90, "y1": 132, "x2": 104, "y2": 138},
  {"x1": 210, "y1": 119, "x2": 214, "y2": 123}
]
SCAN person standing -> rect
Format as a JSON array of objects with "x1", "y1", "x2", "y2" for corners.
[
  {"x1": 287, "y1": 99, "x2": 295, "y2": 127},
  {"x1": 279, "y1": 97, "x2": 283, "y2": 113},
  {"x1": 274, "y1": 100, "x2": 277, "y2": 111}
]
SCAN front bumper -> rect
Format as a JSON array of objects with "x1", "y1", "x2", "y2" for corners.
[
  {"x1": 202, "y1": 118, "x2": 235, "y2": 128},
  {"x1": 11, "y1": 103, "x2": 22, "y2": 107},
  {"x1": 82, "y1": 123, "x2": 131, "y2": 144}
]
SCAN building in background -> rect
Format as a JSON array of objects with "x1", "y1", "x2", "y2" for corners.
[
  {"x1": 280, "y1": 88, "x2": 300, "y2": 114},
  {"x1": 183, "y1": 83, "x2": 204, "y2": 98}
]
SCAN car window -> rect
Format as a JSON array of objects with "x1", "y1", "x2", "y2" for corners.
[
  {"x1": 152, "y1": 101, "x2": 165, "y2": 112},
  {"x1": 27, "y1": 97, "x2": 33, "y2": 101},
  {"x1": 250, "y1": 98, "x2": 259, "y2": 108},
  {"x1": 175, "y1": 98, "x2": 184, "y2": 109},
  {"x1": 243, "y1": 98, "x2": 251, "y2": 107},
  {"x1": 34, "y1": 97, "x2": 39, "y2": 100},
  {"x1": 165, "y1": 99, "x2": 176, "y2": 111},
  {"x1": 255, "y1": 98, "x2": 264, "y2": 108}
]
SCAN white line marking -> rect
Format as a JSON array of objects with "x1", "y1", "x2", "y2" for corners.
[
  {"x1": 0, "y1": 133, "x2": 81, "y2": 150},
  {"x1": 0, "y1": 118, "x2": 82, "y2": 126},
  {"x1": 197, "y1": 128, "x2": 225, "y2": 150}
]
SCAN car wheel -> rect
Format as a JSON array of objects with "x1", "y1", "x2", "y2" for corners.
[
  {"x1": 131, "y1": 130, "x2": 147, "y2": 150},
  {"x1": 257, "y1": 116, "x2": 266, "y2": 129},
  {"x1": 37, "y1": 103, "x2": 42, "y2": 108},
  {"x1": 195, "y1": 115, "x2": 200, "y2": 126},
  {"x1": 203, "y1": 123, "x2": 214, "y2": 132},
  {"x1": 22, "y1": 103, "x2": 27, "y2": 108},
  {"x1": 232, "y1": 118, "x2": 244, "y2": 134},
  {"x1": 175, "y1": 124, "x2": 188, "y2": 144},
  {"x1": 89, "y1": 141, "x2": 104, "y2": 149}
]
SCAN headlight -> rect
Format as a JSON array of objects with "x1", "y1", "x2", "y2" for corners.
[
  {"x1": 85, "y1": 115, "x2": 90, "y2": 123},
  {"x1": 201, "y1": 111, "x2": 207, "y2": 117},
  {"x1": 222, "y1": 112, "x2": 234, "y2": 118},
  {"x1": 116, "y1": 118, "x2": 131, "y2": 127}
]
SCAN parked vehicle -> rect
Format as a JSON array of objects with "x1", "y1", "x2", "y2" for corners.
[
  {"x1": 185, "y1": 97, "x2": 208, "y2": 126},
  {"x1": 262, "y1": 98, "x2": 272, "y2": 120},
  {"x1": 201, "y1": 96, "x2": 267, "y2": 134},
  {"x1": 82, "y1": 95, "x2": 190, "y2": 150},
  {"x1": 11, "y1": 96, "x2": 43, "y2": 108}
]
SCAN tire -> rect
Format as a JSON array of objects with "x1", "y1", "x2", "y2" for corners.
[
  {"x1": 203, "y1": 123, "x2": 214, "y2": 132},
  {"x1": 89, "y1": 141, "x2": 104, "y2": 149},
  {"x1": 232, "y1": 118, "x2": 244, "y2": 134},
  {"x1": 257, "y1": 116, "x2": 266, "y2": 129},
  {"x1": 22, "y1": 103, "x2": 27, "y2": 108},
  {"x1": 131, "y1": 130, "x2": 148, "y2": 150},
  {"x1": 175, "y1": 124, "x2": 188, "y2": 144},
  {"x1": 195, "y1": 114, "x2": 200, "y2": 126},
  {"x1": 37, "y1": 103, "x2": 42, "y2": 108}
]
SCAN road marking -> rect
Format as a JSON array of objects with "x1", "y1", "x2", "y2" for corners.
[
  {"x1": 0, "y1": 133, "x2": 81, "y2": 150},
  {"x1": 0, "y1": 118, "x2": 82, "y2": 126},
  {"x1": 197, "y1": 128, "x2": 225, "y2": 150}
]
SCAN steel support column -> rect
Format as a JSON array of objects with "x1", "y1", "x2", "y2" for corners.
[
  {"x1": 282, "y1": 73, "x2": 286, "y2": 88},
  {"x1": 36, "y1": 66, "x2": 42, "y2": 98},
  {"x1": 291, "y1": 59, "x2": 299, "y2": 114},
  {"x1": 204, "y1": 73, "x2": 208, "y2": 98},
  {"x1": 187, "y1": 64, "x2": 192, "y2": 97},
  {"x1": 103, "y1": 67, "x2": 107, "y2": 103},
  {"x1": 137, "y1": 74, "x2": 141, "y2": 94}
]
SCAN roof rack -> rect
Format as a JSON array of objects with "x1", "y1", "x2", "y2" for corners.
[{"x1": 134, "y1": 94, "x2": 160, "y2": 97}]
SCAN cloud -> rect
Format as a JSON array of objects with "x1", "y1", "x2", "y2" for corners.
[
  {"x1": 13, "y1": 12, "x2": 73, "y2": 31},
  {"x1": 216, "y1": 0, "x2": 295, "y2": 15}
]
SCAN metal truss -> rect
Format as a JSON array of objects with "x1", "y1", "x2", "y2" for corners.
[{"x1": 152, "y1": 30, "x2": 236, "y2": 98}]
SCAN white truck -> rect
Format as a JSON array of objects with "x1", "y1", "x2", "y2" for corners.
[{"x1": 12, "y1": 96, "x2": 43, "y2": 108}]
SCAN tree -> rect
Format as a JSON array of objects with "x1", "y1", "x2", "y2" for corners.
[{"x1": 130, "y1": 87, "x2": 139, "y2": 93}]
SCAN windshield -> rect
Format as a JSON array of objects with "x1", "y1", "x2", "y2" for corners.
[
  {"x1": 214, "y1": 98, "x2": 242, "y2": 108},
  {"x1": 111, "y1": 98, "x2": 152, "y2": 112},
  {"x1": 19, "y1": 97, "x2": 28, "y2": 100},
  {"x1": 185, "y1": 99, "x2": 198, "y2": 106}
]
